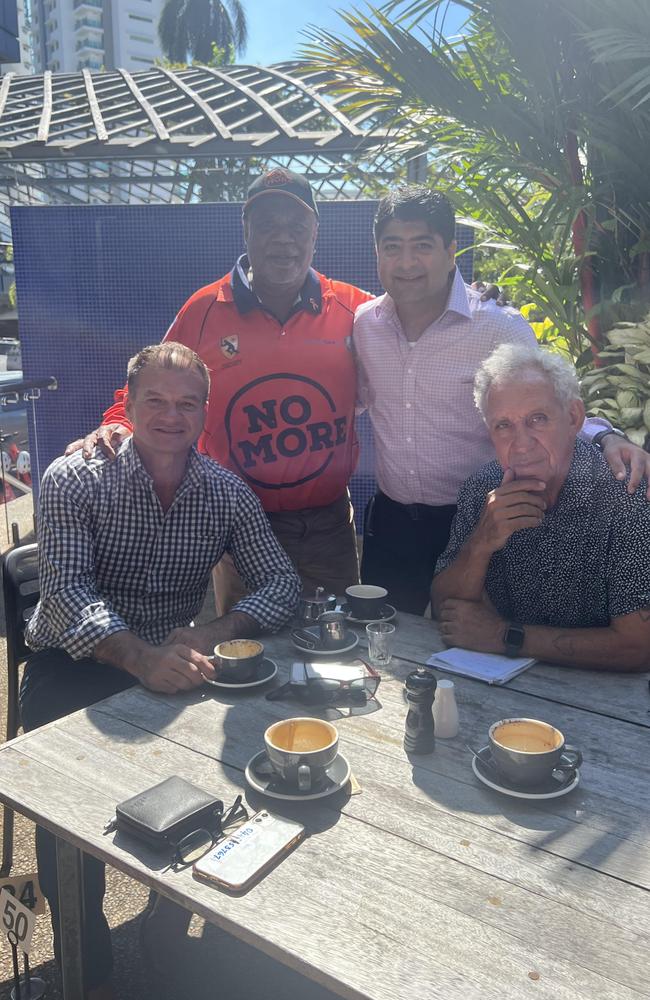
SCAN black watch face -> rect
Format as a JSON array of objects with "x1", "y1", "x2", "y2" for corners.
[{"x1": 505, "y1": 625, "x2": 524, "y2": 649}]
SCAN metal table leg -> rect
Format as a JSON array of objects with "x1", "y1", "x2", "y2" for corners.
[{"x1": 55, "y1": 837, "x2": 85, "y2": 1000}]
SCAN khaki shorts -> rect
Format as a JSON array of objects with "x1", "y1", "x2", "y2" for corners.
[{"x1": 213, "y1": 492, "x2": 360, "y2": 615}]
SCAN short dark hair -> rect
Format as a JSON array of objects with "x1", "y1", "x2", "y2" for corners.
[
  {"x1": 127, "y1": 342, "x2": 210, "y2": 400},
  {"x1": 374, "y1": 186, "x2": 456, "y2": 247}
]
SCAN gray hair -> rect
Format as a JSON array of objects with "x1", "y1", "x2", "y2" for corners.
[{"x1": 474, "y1": 343, "x2": 581, "y2": 420}]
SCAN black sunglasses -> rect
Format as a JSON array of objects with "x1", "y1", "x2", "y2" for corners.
[{"x1": 167, "y1": 794, "x2": 248, "y2": 871}]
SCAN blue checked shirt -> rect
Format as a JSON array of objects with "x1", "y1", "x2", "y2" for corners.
[{"x1": 26, "y1": 440, "x2": 300, "y2": 659}]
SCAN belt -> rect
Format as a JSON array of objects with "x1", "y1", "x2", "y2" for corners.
[{"x1": 377, "y1": 492, "x2": 456, "y2": 523}]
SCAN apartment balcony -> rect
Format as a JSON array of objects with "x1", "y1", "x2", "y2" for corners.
[
  {"x1": 75, "y1": 38, "x2": 104, "y2": 52},
  {"x1": 73, "y1": 0, "x2": 103, "y2": 10},
  {"x1": 74, "y1": 17, "x2": 102, "y2": 31}
]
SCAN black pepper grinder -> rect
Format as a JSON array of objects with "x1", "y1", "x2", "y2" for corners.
[{"x1": 404, "y1": 668, "x2": 437, "y2": 754}]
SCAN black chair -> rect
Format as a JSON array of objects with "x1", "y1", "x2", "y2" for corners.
[{"x1": 1, "y1": 542, "x2": 39, "y2": 876}]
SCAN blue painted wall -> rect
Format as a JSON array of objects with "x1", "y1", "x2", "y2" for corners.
[{"x1": 12, "y1": 201, "x2": 473, "y2": 522}]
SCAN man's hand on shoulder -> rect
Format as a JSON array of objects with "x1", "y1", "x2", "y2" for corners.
[
  {"x1": 439, "y1": 598, "x2": 505, "y2": 653},
  {"x1": 474, "y1": 468, "x2": 546, "y2": 553},
  {"x1": 471, "y1": 281, "x2": 510, "y2": 307},
  {"x1": 600, "y1": 434, "x2": 650, "y2": 500},
  {"x1": 65, "y1": 422, "x2": 131, "y2": 460}
]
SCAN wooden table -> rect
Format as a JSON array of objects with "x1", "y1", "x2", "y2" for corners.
[{"x1": 1, "y1": 614, "x2": 649, "y2": 1000}]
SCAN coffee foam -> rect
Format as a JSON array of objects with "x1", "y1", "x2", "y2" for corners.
[
  {"x1": 493, "y1": 720, "x2": 562, "y2": 754},
  {"x1": 346, "y1": 585, "x2": 388, "y2": 599},
  {"x1": 217, "y1": 639, "x2": 262, "y2": 658},
  {"x1": 269, "y1": 719, "x2": 336, "y2": 753}
]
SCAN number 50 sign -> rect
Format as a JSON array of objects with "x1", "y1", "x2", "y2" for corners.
[{"x1": 0, "y1": 887, "x2": 36, "y2": 954}]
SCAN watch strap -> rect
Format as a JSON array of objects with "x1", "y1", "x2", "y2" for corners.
[
  {"x1": 592, "y1": 428, "x2": 626, "y2": 449},
  {"x1": 503, "y1": 622, "x2": 525, "y2": 658}
]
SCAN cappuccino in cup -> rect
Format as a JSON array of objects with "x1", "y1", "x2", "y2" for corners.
[
  {"x1": 264, "y1": 718, "x2": 339, "y2": 792},
  {"x1": 488, "y1": 718, "x2": 582, "y2": 787},
  {"x1": 213, "y1": 638, "x2": 264, "y2": 681}
]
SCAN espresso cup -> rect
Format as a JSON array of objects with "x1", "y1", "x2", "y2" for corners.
[
  {"x1": 213, "y1": 639, "x2": 264, "y2": 682},
  {"x1": 488, "y1": 718, "x2": 582, "y2": 788},
  {"x1": 345, "y1": 584, "x2": 388, "y2": 620},
  {"x1": 264, "y1": 717, "x2": 339, "y2": 791}
]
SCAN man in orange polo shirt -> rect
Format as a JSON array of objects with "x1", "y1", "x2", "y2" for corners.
[{"x1": 70, "y1": 169, "x2": 371, "y2": 609}]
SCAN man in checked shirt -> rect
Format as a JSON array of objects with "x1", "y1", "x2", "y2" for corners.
[{"x1": 20, "y1": 342, "x2": 299, "y2": 1000}]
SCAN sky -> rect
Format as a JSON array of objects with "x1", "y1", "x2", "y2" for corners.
[{"x1": 242, "y1": 0, "x2": 467, "y2": 66}]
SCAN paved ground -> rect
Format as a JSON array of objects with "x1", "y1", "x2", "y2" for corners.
[{"x1": 0, "y1": 494, "x2": 338, "y2": 1000}]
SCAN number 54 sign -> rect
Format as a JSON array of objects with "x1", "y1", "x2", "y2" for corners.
[{"x1": 0, "y1": 887, "x2": 36, "y2": 954}]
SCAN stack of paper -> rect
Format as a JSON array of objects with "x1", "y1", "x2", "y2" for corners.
[
  {"x1": 427, "y1": 647, "x2": 535, "y2": 685},
  {"x1": 290, "y1": 661, "x2": 367, "y2": 685}
]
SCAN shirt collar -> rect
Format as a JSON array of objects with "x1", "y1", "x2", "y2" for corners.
[
  {"x1": 120, "y1": 438, "x2": 204, "y2": 492},
  {"x1": 554, "y1": 438, "x2": 596, "y2": 511},
  {"x1": 230, "y1": 254, "x2": 322, "y2": 316},
  {"x1": 444, "y1": 267, "x2": 472, "y2": 319}
]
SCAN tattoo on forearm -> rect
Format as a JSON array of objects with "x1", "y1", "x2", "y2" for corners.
[{"x1": 552, "y1": 632, "x2": 576, "y2": 656}]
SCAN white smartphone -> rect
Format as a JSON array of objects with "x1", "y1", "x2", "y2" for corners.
[{"x1": 192, "y1": 810, "x2": 305, "y2": 893}]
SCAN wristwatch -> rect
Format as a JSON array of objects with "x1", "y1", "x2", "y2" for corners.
[
  {"x1": 503, "y1": 622, "x2": 525, "y2": 657},
  {"x1": 592, "y1": 427, "x2": 627, "y2": 450}
]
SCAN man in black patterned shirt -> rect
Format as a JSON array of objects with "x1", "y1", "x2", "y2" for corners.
[
  {"x1": 432, "y1": 343, "x2": 650, "y2": 672},
  {"x1": 20, "y1": 342, "x2": 299, "y2": 999}
]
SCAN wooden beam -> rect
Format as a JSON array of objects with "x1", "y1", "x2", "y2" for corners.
[
  {"x1": 201, "y1": 66, "x2": 298, "y2": 138},
  {"x1": 0, "y1": 73, "x2": 14, "y2": 125},
  {"x1": 118, "y1": 69, "x2": 169, "y2": 141},
  {"x1": 157, "y1": 67, "x2": 232, "y2": 140},
  {"x1": 82, "y1": 69, "x2": 108, "y2": 141},
  {"x1": 36, "y1": 72, "x2": 52, "y2": 143}
]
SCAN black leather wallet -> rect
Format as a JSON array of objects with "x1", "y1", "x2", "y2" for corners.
[{"x1": 110, "y1": 776, "x2": 224, "y2": 850}]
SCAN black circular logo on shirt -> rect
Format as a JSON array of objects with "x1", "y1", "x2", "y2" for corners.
[{"x1": 224, "y1": 373, "x2": 347, "y2": 490}]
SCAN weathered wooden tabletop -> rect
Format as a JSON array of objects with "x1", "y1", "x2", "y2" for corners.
[{"x1": 1, "y1": 613, "x2": 649, "y2": 1000}]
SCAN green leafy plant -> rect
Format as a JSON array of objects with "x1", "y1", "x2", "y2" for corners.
[
  {"x1": 582, "y1": 313, "x2": 650, "y2": 447},
  {"x1": 303, "y1": 0, "x2": 650, "y2": 363}
]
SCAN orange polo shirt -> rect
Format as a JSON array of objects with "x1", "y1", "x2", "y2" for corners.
[{"x1": 103, "y1": 259, "x2": 372, "y2": 512}]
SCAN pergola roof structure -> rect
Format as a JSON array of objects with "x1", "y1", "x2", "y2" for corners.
[
  {"x1": 0, "y1": 62, "x2": 409, "y2": 242},
  {"x1": 0, "y1": 62, "x2": 393, "y2": 162}
]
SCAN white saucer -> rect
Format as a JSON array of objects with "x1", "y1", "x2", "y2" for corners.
[
  {"x1": 340, "y1": 603, "x2": 397, "y2": 625},
  {"x1": 291, "y1": 628, "x2": 359, "y2": 657},
  {"x1": 205, "y1": 657, "x2": 278, "y2": 690},
  {"x1": 472, "y1": 747, "x2": 580, "y2": 800},
  {"x1": 245, "y1": 750, "x2": 351, "y2": 801}
]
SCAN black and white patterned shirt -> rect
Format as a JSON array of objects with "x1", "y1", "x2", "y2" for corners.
[
  {"x1": 435, "y1": 438, "x2": 650, "y2": 626},
  {"x1": 26, "y1": 440, "x2": 300, "y2": 659}
]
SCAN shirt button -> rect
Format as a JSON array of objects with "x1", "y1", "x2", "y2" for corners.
[
  {"x1": 406, "y1": 436, "x2": 412, "y2": 443},
  {"x1": 407, "y1": 368, "x2": 413, "y2": 374},
  {"x1": 410, "y1": 470, "x2": 415, "y2": 475},
  {"x1": 405, "y1": 402, "x2": 411, "y2": 409},
  {"x1": 281, "y1": 330, "x2": 286, "y2": 337}
]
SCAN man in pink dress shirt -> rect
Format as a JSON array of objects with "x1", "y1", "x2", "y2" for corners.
[{"x1": 354, "y1": 186, "x2": 650, "y2": 614}]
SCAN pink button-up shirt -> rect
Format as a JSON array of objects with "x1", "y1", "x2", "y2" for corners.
[{"x1": 353, "y1": 269, "x2": 539, "y2": 506}]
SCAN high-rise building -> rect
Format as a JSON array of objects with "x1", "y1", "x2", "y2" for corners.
[
  {"x1": 0, "y1": 0, "x2": 30, "y2": 72},
  {"x1": 31, "y1": 0, "x2": 166, "y2": 73}
]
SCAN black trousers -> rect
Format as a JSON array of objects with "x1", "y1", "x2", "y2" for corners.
[
  {"x1": 361, "y1": 491, "x2": 457, "y2": 615},
  {"x1": 20, "y1": 648, "x2": 137, "y2": 990}
]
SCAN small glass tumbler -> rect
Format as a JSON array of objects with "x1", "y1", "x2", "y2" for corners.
[{"x1": 366, "y1": 621, "x2": 396, "y2": 667}]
